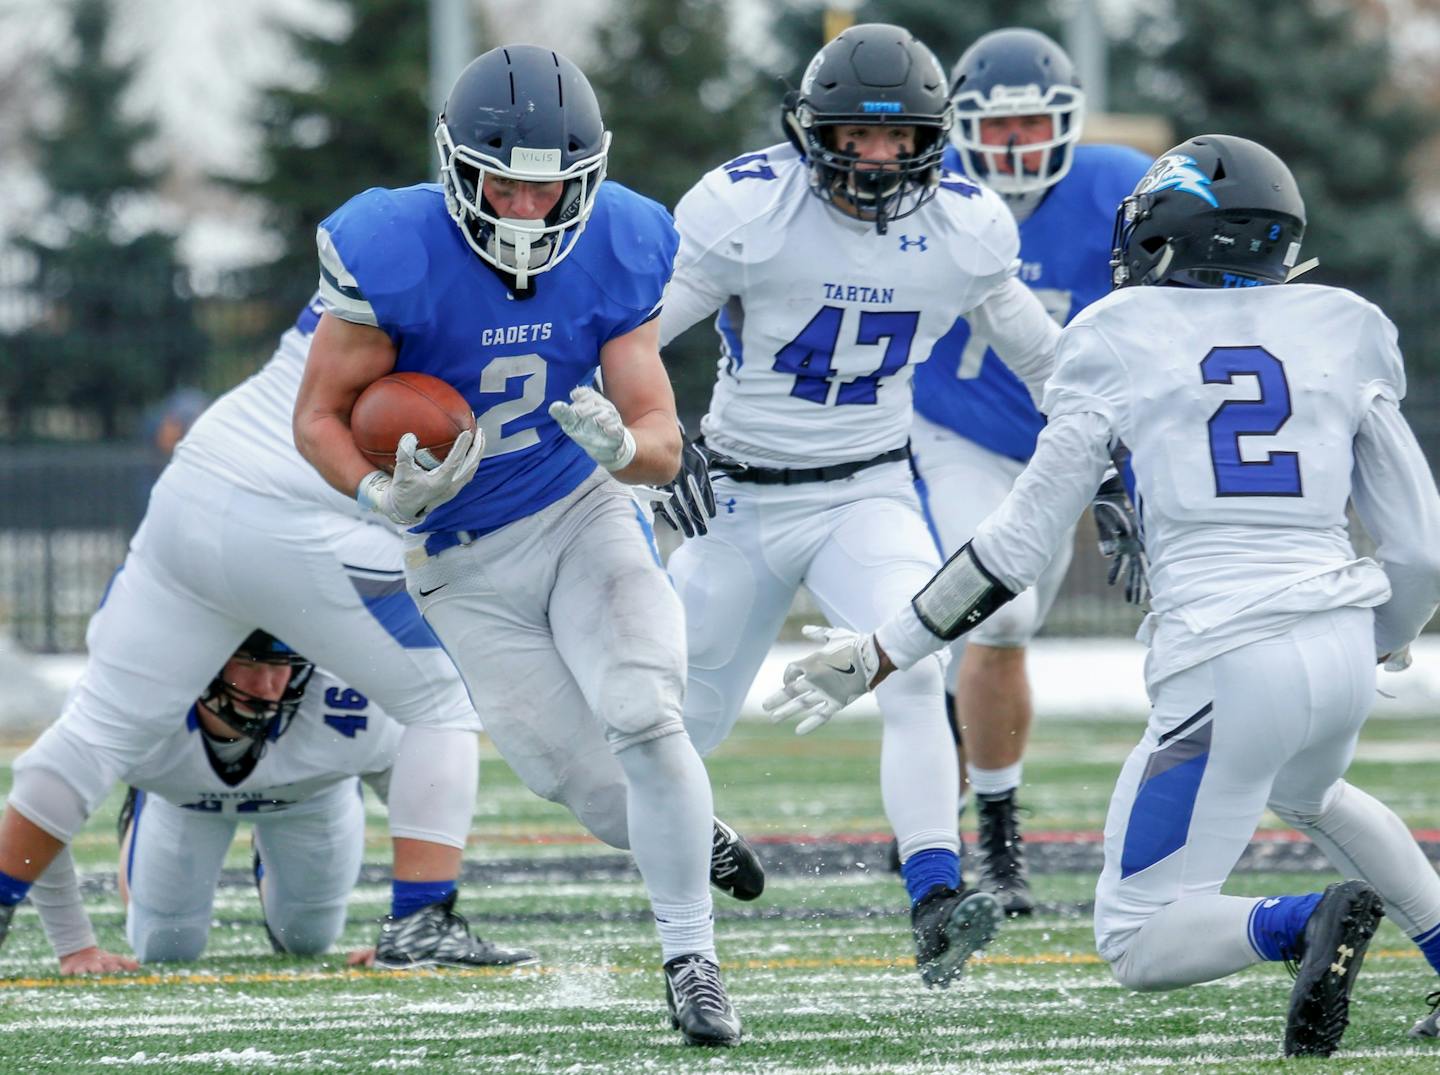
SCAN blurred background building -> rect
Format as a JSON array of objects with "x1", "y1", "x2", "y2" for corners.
[{"x1": 1, "y1": 0, "x2": 1438, "y2": 651}]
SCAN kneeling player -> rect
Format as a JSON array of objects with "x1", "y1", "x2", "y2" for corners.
[
  {"x1": 10, "y1": 631, "x2": 536, "y2": 971},
  {"x1": 766, "y1": 135, "x2": 1440, "y2": 1055}
]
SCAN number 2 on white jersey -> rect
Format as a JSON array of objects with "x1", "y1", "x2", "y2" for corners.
[
  {"x1": 1200, "y1": 345, "x2": 1303, "y2": 497},
  {"x1": 773, "y1": 307, "x2": 919, "y2": 405}
]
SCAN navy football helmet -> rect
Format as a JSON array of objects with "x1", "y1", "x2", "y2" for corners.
[
  {"x1": 782, "y1": 23, "x2": 952, "y2": 234},
  {"x1": 949, "y1": 29, "x2": 1084, "y2": 197},
  {"x1": 1110, "y1": 134, "x2": 1306, "y2": 289},
  {"x1": 435, "y1": 45, "x2": 610, "y2": 288},
  {"x1": 199, "y1": 630, "x2": 314, "y2": 741}
]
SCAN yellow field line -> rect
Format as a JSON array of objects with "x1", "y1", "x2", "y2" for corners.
[{"x1": 0, "y1": 948, "x2": 1422, "y2": 992}]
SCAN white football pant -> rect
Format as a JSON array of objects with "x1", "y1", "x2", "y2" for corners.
[
  {"x1": 669, "y1": 461, "x2": 959, "y2": 861},
  {"x1": 19, "y1": 460, "x2": 479, "y2": 847},
  {"x1": 409, "y1": 471, "x2": 717, "y2": 961},
  {"x1": 1097, "y1": 606, "x2": 1440, "y2": 990},
  {"x1": 123, "y1": 780, "x2": 365, "y2": 961}
]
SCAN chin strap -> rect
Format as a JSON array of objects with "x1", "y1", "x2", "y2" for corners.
[{"x1": 1284, "y1": 257, "x2": 1320, "y2": 282}]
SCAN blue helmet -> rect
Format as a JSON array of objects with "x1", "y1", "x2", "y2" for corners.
[
  {"x1": 434, "y1": 45, "x2": 610, "y2": 288},
  {"x1": 200, "y1": 630, "x2": 315, "y2": 741},
  {"x1": 949, "y1": 28, "x2": 1084, "y2": 196},
  {"x1": 1110, "y1": 134, "x2": 1306, "y2": 289}
]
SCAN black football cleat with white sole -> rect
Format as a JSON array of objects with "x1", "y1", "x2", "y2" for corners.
[
  {"x1": 911, "y1": 885, "x2": 1004, "y2": 988},
  {"x1": 664, "y1": 953, "x2": 742, "y2": 1046},
  {"x1": 710, "y1": 819, "x2": 765, "y2": 901},
  {"x1": 1411, "y1": 988, "x2": 1440, "y2": 1039},
  {"x1": 1283, "y1": 879, "x2": 1384, "y2": 1057},
  {"x1": 374, "y1": 891, "x2": 539, "y2": 970}
]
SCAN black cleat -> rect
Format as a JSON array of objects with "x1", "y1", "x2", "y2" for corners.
[
  {"x1": 0, "y1": 901, "x2": 15, "y2": 950},
  {"x1": 1411, "y1": 988, "x2": 1440, "y2": 1039},
  {"x1": 1284, "y1": 879, "x2": 1385, "y2": 1057},
  {"x1": 710, "y1": 819, "x2": 765, "y2": 901},
  {"x1": 664, "y1": 953, "x2": 742, "y2": 1046},
  {"x1": 375, "y1": 891, "x2": 539, "y2": 970},
  {"x1": 976, "y1": 791, "x2": 1035, "y2": 917},
  {"x1": 911, "y1": 885, "x2": 1003, "y2": 988}
]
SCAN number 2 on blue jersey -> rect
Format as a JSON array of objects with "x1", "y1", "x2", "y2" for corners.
[
  {"x1": 1200, "y1": 345, "x2": 1303, "y2": 497},
  {"x1": 774, "y1": 307, "x2": 919, "y2": 405}
]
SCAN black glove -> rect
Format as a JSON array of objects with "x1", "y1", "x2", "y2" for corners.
[
  {"x1": 1091, "y1": 472, "x2": 1149, "y2": 606},
  {"x1": 653, "y1": 439, "x2": 719, "y2": 538}
]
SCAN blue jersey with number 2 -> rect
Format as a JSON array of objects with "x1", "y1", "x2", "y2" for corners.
[{"x1": 318, "y1": 181, "x2": 677, "y2": 535}]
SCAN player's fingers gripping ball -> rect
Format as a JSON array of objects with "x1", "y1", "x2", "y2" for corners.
[{"x1": 549, "y1": 386, "x2": 637, "y2": 471}]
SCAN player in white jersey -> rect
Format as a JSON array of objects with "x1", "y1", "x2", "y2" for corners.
[
  {"x1": 0, "y1": 290, "x2": 516, "y2": 970},
  {"x1": 902, "y1": 28, "x2": 1153, "y2": 914},
  {"x1": 767, "y1": 134, "x2": 1440, "y2": 1056},
  {"x1": 658, "y1": 23, "x2": 1061, "y2": 988},
  {"x1": 17, "y1": 631, "x2": 537, "y2": 971}
]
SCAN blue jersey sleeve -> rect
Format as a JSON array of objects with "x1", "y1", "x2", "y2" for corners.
[{"x1": 317, "y1": 186, "x2": 444, "y2": 342}]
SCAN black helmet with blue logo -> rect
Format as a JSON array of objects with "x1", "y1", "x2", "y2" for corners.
[
  {"x1": 782, "y1": 23, "x2": 953, "y2": 233},
  {"x1": 1110, "y1": 134, "x2": 1306, "y2": 289}
]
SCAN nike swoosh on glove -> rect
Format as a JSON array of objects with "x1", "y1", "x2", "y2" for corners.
[
  {"x1": 762, "y1": 625, "x2": 880, "y2": 735},
  {"x1": 548, "y1": 386, "x2": 636, "y2": 471}
]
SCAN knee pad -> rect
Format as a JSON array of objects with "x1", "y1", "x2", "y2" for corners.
[
  {"x1": 268, "y1": 904, "x2": 346, "y2": 956},
  {"x1": 556, "y1": 759, "x2": 631, "y2": 850},
  {"x1": 1106, "y1": 942, "x2": 1170, "y2": 993},
  {"x1": 128, "y1": 915, "x2": 210, "y2": 963},
  {"x1": 598, "y1": 650, "x2": 687, "y2": 753}
]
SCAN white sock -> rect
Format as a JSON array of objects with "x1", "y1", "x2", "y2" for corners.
[
  {"x1": 968, "y1": 762, "x2": 1022, "y2": 798},
  {"x1": 651, "y1": 897, "x2": 717, "y2": 963}
]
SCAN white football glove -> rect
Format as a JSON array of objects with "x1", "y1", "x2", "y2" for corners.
[
  {"x1": 356, "y1": 427, "x2": 483, "y2": 527},
  {"x1": 1381, "y1": 645, "x2": 1412, "y2": 672},
  {"x1": 548, "y1": 386, "x2": 636, "y2": 471},
  {"x1": 762, "y1": 625, "x2": 880, "y2": 735}
]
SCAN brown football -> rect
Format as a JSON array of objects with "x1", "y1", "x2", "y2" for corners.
[{"x1": 351, "y1": 372, "x2": 475, "y2": 473}]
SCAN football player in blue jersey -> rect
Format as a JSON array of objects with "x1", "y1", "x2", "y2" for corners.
[
  {"x1": 292, "y1": 46, "x2": 742, "y2": 1047},
  {"x1": 905, "y1": 29, "x2": 1152, "y2": 914}
]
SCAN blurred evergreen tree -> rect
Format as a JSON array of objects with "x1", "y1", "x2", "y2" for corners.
[
  {"x1": 769, "y1": 1, "x2": 1061, "y2": 88},
  {"x1": 236, "y1": 0, "x2": 431, "y2": 324},
  {"x1": 589, "y1": 0, "x2": 768, "y2": 421},
  {"x1": 1124, "y1": 0, "x2": 1440, "y2": 370},
  {"x1": 6, "y1": 0, "x2": 204, "y2": 439}
]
